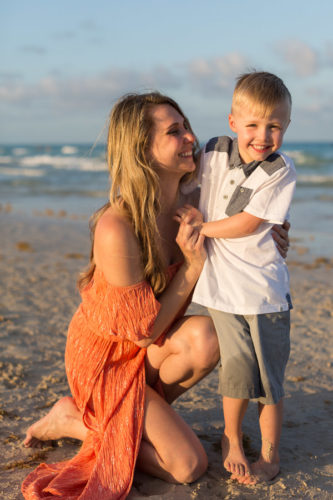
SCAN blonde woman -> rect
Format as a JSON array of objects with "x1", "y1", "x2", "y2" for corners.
[
  {"x1": 22, "y1": 93, "x2": 289, "y2": 499},
  {"x1": 22, "y1": 93, "x2": 219, "y2": 499}
]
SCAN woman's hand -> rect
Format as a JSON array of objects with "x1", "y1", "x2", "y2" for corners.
[
  {"x1": 272, "y1": 220, "x2": 290, "y2": 258},
  {"x1": 137, "y1": 208, "x2": 206, "y2": 348},
  {"x1": 175, "y1": 208, "x2": 206, "y2": 274}
]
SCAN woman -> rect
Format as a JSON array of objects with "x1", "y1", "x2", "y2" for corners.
[{"x1": 22, "y1": 92, "x2": 289, "y2": 499}]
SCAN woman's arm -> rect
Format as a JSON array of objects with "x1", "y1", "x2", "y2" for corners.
[{"x1": 94, "y1": 208, "x2": 206, "y2": 348}]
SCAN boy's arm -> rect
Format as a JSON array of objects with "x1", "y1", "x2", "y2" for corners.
[
  {"x1": 200, "y1": 155, "x2": 296, "y2": 240},
  {"x1": 175, "y1": 205, "x2": 264, "y2": 239},
  {"x1": 201, "y1": 211, "x2": 265, "y2": 239}
]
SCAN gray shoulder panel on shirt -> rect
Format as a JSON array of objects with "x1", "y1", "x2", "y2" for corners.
[
  {"x1": 225, "y1": 186, "x2": 253, "y2": 217},
  {"x1": 205, "y1": 136, "x2": 232, "y2": 154},
  {"x1": 260, "y1": 153, "x2": 286, "y2": 176}
]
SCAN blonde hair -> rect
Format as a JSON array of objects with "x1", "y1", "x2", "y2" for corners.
[
  {"x1": 232, "y1": 71, "x2": 292, "y2": 117},
  {"x1": 78, "y1": 92, "x2": 199, "y2": 294}
]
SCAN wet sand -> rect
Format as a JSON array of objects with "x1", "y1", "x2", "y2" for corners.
[{"x1": 0, "y1": 210, "x2": 332, "y2": 499}]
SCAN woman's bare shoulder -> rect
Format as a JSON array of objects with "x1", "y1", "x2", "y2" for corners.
[
  {"x1": 95, "y1": 206, "x2": 134, "y2": 244},
  {"x1": 94, "y1": 206, "x2": 144, "y2": 286}
]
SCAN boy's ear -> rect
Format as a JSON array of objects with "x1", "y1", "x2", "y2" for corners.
[{"x1": 228, "y1": 114, "x2": 237, "y2": 133}]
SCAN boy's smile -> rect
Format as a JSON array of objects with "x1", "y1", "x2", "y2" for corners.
[{"x1": 228, "y1": 99, "x2": 291, "y2": 164}]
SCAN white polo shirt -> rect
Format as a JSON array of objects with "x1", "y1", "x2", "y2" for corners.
[{"x1": 192, "y1": 136, "x2": 297, "y2": 315}]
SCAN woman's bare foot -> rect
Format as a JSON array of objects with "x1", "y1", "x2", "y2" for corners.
[
  {"x1": 221, "y1": 433, "x2": 251, "y2": 478},
  {"x1": 23, "y1": 396, "x2": 86, "y2": 448}
]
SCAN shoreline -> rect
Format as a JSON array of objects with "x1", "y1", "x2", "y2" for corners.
[{"x1": 0, "y1": 210, "x2": 332, "y2": 499}]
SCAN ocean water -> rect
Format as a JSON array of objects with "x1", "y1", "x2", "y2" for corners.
[
  {"x1": 0, "y1": 144, "x2": 108, "y2": 217},
  {"x1": 1, "y1": 142, "x2": 332, "y2": 258}
]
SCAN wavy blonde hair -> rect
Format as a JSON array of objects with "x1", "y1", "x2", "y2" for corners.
[{"x1": 78, "y1": 92, "x2": 199, "y2": 294}]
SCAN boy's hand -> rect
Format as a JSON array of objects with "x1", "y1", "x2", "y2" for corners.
[{"x1": 174, "y1": 204, "x2": 203, "y2": 231}]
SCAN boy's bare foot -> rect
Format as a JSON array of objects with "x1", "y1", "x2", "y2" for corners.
[
  {"x1": 233, "y1": 458, "x2": 280, "y2": 485},
  {"x1": 23, "y1": 396, "x2": 85, "y2": 448},
  {"x1": 221, "y1": 433, "x2": 251, "y2": 478},
  {"x1": 237, "y1": 437, "x2": 280, "y2": 483},
  {"x1": 250, "y1": 458, "x2": 280, "y2": 482}
]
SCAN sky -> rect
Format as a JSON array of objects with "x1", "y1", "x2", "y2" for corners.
[{"x1": 1, "y1": 0, "x2": 333, "y2": 144}]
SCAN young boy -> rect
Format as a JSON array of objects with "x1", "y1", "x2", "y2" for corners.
[{"x1": 181, "y1": 72, "x2": 296, "y2": 484}]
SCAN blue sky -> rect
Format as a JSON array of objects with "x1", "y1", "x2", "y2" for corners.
[{"x1": 1, "y1": 0, "x2": 333, "y2": 143}]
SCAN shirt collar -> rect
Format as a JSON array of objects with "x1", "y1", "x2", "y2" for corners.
[{"x1": 229, "y1": 138, "x2": 260, "y2": 178}]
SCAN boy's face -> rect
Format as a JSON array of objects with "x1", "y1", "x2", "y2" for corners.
[{"x1": 228, "y1": 99, "x2": 291, "y2": 164}]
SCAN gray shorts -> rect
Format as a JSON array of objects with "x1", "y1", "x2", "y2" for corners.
[{"x1": 208, "y1": 308, "x2": 290, "y2": 405}]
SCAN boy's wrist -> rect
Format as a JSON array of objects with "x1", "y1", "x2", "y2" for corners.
[
  {"x1": 200, "y1": 222, "x2": 208, "y2": 237},
  {"x1": 200, "y1": 221, "x2": 215, "y2": 238}
]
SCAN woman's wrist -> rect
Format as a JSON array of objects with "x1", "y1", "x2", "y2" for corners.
[{"x1": 182, "y1": 258, "x2": 204, "y2": 283}]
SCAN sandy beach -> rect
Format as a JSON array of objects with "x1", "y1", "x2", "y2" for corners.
[{"x1": 0, "y1": 208, "x2": 332, "y2": 499}]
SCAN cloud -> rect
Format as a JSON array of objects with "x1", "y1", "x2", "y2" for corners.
[
  {"x1": 187, "y1": 52, "x2": 250, "y2": 95},
  {"x1": 325, "y1": 41, "x2": 333, "y2": 65},
  {"x1": 0, "y1": 54, "x2": 250, "y2": 114},
  {"x1": 276, "y1": 40, "x2": 318, "y2": 77},
  {"x1": 0, "y1": 66, "x2": 181, "y2": 113},
  {"x1": 20, "y1": 45, "x2": 47, "y2": 55},
  {"x1": 80, "y1": 19, "x2": 99, "y2": 31},
  {"x1": 0, "y1": 72, "x2": 23, "y2": 82},
  {"x1": 303, "y1": 85, "x2": 333, "y2": 113},
  {"x1": 52, "y1": 30, "x2": 76, "y2": 40}
]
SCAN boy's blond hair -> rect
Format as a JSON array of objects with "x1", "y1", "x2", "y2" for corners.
[{"x1": 231, "y1": 71, "x2": 292, "y2": 117}]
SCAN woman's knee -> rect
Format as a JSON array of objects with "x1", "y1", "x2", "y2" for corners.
[
  {"x1": 187, "y1": 316, "x2": 220, "y2": 372},
  {"x1": 172, "y1": 447, "x2": 208, "y2": 484}
]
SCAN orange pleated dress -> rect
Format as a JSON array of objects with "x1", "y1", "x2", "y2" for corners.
[{"x1": 22, "y1": 263, "x2": 184, "y2": 499}]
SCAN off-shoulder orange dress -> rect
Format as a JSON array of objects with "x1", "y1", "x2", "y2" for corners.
[{"x1": 22, "y1": 263, "x2": 185, "y2": 499}]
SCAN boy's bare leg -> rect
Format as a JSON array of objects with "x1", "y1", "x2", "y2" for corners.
[
  {"x1": 253, "y1": 399, "x2": 283, "y2": 480},
  {"x1": 23, "y1": 396, "x2": 87, "y2": 448},
  {"x1": 222, "y1": 396, "x2": 254, "y2": 481},
  {"x1": 237, "y1": 399, "x2": 283, "y2": 484}
]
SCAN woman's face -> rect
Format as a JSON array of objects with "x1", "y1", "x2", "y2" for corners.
[{"x1": 149, "y1": 104, "x2": 196, "y2": 177}]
